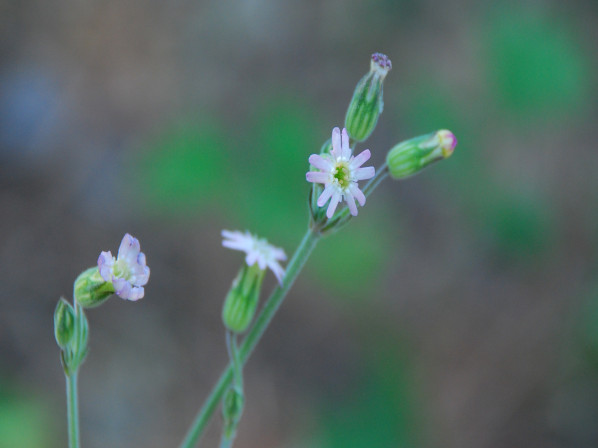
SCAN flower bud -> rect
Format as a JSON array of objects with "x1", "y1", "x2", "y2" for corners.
[
  {"x1": 222, "y1": 387, "x2": 244, "y2": 439},
  {"x1": 222, "y1": 264, "x2": 265, "y2": 333},
  {"x1": 345, "y1": 52, "x2": 392, "y2": 142},
  {"x1": 222, "y1": 387, "x2": 244, "y2": 424},
  {"x1": 74, "y1": 267, "x2": 115, "y2": 308},
  {"x1": 386, "y1": 130, "x2": 457, "y2": 179},
  {"x1": 58, "y1": 302, "x2": 89, "y2": 375},
  {"x1": 54, "y1": 298, "x2": 75, "y2": 348}
]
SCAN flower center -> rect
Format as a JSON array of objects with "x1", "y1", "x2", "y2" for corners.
[
  {"x1": 333, "y1": 161, "x2": 351, "y2": 190},
  {"x1": 113, "y1": 259, "x2": 131, "y2": 280}
]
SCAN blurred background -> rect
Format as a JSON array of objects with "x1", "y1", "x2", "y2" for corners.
[{"x1": 1, "y1": 0, "x2": 598, "y2": 447}]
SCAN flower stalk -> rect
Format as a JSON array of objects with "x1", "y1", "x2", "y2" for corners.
[
  {"x1": 66, "y1": 369, "x2": 80, "y2": 448},
  {"x1": 180, "y1": 162, "x2": 396, "y2": 446},
  {"x1": 179, "y1": 228, "x2": 320, "y2": 448}
]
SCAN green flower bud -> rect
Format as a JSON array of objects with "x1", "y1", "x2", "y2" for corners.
[
  {"x1": 58, "y1": 302, "x2": 89, "y2": 375},
  {"x1": 345, "y1": 52, "x2": 392, "y2": 142},
  {"x1": 222, "y1": 264, "x2": 265, "y2": 333},
  {"x1": 73, "y1": 267, "x2": 114, "y2": 308},
  {"x1": 54, "y1": 298, "x2": 75, "y2": 348},
  {"x1": 386, "y1": 130, "x2": 457, "y2": 179},
  {"x1": 222, "y1": 387, "x2": 244, "y2": 424}
]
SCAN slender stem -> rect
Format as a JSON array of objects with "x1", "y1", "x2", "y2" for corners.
[
  {"x1": 226, "y1": 332, "x2": 243, "y2": 389},
  {"x1": 219, "y1": 437, "x2": 232, "y2": 448},
  {"x1": 179, "y1": 229, "x2": 320, "y2": 448},
  {"x1": 220, "y1": 331, "x2": 242, "y2": 448},
  {"x1": 66, "y1": 371, "x2": 80, "y2": 448}
]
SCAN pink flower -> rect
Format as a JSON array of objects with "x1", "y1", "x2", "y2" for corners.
[
  {"x1": 222, "y1": 230, "x2": 286, "y2": 285},
  {"x1": 98, "y1": 234, "x2": 150, "y2": 301},
  {"x1": 306, "y1": 127, "x2": 375, "y2": 218}
]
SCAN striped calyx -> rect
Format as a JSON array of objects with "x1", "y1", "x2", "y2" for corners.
[
  {"x1": 386, "y1": 130, "x2": 457, "y2": 179},
  {"x1": 345, "y1": 53, "x2": 392, "y2": 142},
  {"x1": 222, "y1": 264, "x2": 265, "y2": 333}
]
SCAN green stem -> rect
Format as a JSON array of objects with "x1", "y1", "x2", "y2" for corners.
[
  {"x1": 226, "y1": 331, "x2": 243, "y2": 390},
  {"x1": 66, "y1": 371, "x2": 80, "y2": 448},
  {"x1": 179, "y1": 229, "x2": 320, "y2": 448},
  {"x1": 219, "y1": 437, "x2": 232, "y2": 448}
]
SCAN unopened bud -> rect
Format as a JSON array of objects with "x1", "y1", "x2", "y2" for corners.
[
  {"x1": 58, "y1": 300, "x2": 89, "y2": 375},
  {"x1": 386, "y1": 130, "x2": 457, "y2": 179},
  {"x1": 222, "y1": 387, "x2": 244, "y2": 424},
  {"x1": 222, "y1": 386, "x2": 244, "y2": 439},
  {"x1": 222, "y1": 264, "x2": 265, "y2": 333},
  {"x1": 54, "y1": 298, "x2": 75, "y2": 348},
  {"x1": 345, "y1": 52, "x2": 392, "y2": 142},
  {"x1": 74, "y1": 267, "x2": 115, "y2": 308}
]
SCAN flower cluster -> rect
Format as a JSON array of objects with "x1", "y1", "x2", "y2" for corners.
[
  {"x1": 98, "y1": 233, "x2": 150, "y2": 301},
  {"x1": 306, "y1": 127, "x2": 375, "y2": 218}
]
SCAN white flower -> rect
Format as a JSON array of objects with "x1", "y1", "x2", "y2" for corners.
[
  {"x1": 306, "y1": 127, "x2": 375, "y2": 218},
  {"x1": 97, "y1": 233, "x2": 150, "y2": 301},
  {"x1": 222, "y1": 230, "x2": 287, "y2": 284}
]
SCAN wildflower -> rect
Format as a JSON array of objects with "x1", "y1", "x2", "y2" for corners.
[
  {"x1": 97, "y1": 233, "x2": 150, "y2": 301},
  {"x1": 306, "y1": 127, "x2": 375, "y2": 218},
  {"x1": 221, "y1": 230, "x2": 286, "y2": 285}
]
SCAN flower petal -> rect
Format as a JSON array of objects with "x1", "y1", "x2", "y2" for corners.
[
  {"x1": 344, "y1": 190, "x2": 358, "y2": 216},
  {"x1": 222, "y1": 230, "x2": 253, "y2": 251},
  {"x1": 353, "y1": 166, "x2": 375, "y2": 181},
  {"x1": 127, "y1": 286, "x2": 145, "y2": 301},
  {"x1": 113, "y1": 277, "x2": 131, "y2": 298},
  {"x1": 341, "y1": 128, "x2": 351, "y2": 159},
  {"x1": 97, "y1": 251, "x2": 114, "y2": 282},
  {"x1": 118, "y1": 233, "x2": 141, "y2": 265},
  {"x1": 326, "y1": 191, "x2": 341, "y2": 218},
  {"x1": 317, "y1": 184, "x2": 334, "y2": 207},
  {"x1": 268, "y1": 261, "x2": 285, "y2": 285},
  {"x1": 349, "y1": 183, "x2": 366, "y2": 206},
  {"x1": 331, "y1": 127, "x2": 341, "y2": 158},
  {"x1": 350, "y1": 149, "x2": 371, "y2": 169},
  {"x1": 309, "y1": 154, "x2": 333, "y2": 172},
  {"x1": 306, "y1": 171, "x2": 330, "y2": 184}
]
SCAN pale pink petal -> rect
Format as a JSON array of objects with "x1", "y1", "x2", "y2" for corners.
[
  {"x1": 341, "y1": 128, "x2": 351, "y2": 159},
  {"x1": 112, "y1": 278, "x2": 130, "y2": 298},
  {"x1": 331, "y1": 127, "x2": 341, "y2": 158},
  {"x1": 326, "y1": 192, "x2": 341, "y2": 218},
  {"x1": 308, "y1": 154, "x2": 333, "y2": 172},
  {"x1": 222, "y1": 231, "x2": 253, "y2": 251},
  {"x1": 353, "y1": 166, "x2": 375, "y2": 181},
  {"x1": 344, "y1": 190, "x2": 358, "y2": 216},
  {"x1": 306, "y1": 171, "x2": 330, "y2": 184},
  {"x1": 133, "y1": 265, "x2": 150, "y2": 286},
  {"x1": 349, "y1": 183, "x2": 366, "y2": 206},
  {"x1": 126, "y1": 286, "x2": 145, "y2": 301},
  {"x1": 97, "y1": 251, "x2": 114, "y2": 282},
  {"x1": 317, "y1": 184, "x2": 335, "y2": 207},
  {"x1": 118, "y1": 233, "x2": 141, "y2": 264},
  {"x1": 350, "y1": 149, "x2": 371, "y2": 169},
  {"x1": 268, "y1": 261, "x2": 285, "y2": 285},
  {"x1": 223, "y1": 239, "x2": 250, "y2": 251}
]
